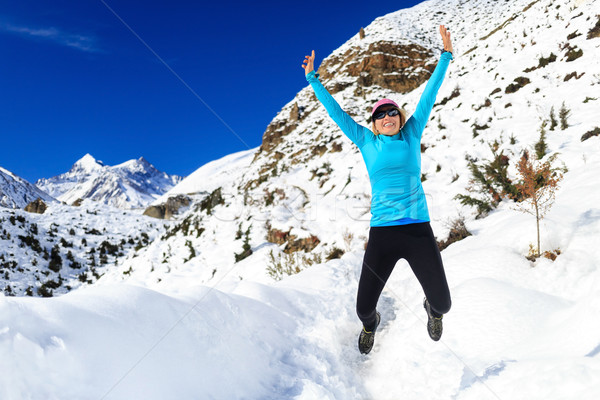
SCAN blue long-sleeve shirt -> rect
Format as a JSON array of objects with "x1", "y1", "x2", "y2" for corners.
[{"x1": 306, "y1": 52, "x2": 452, "y2": 227}]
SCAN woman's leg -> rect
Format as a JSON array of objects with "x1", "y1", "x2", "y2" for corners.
[
  {"x1": 403, "y1": 222, "x2": 451, "y2": 316},
  {"x1": 356, "y1": 227, "x2": 400, "y2": 330}
]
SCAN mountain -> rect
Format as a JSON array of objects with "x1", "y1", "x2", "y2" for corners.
[
  {"x1": 0, "y1": 166, "x2": 55, "y2": 209},
  {"x1": 2, "y1": 0, "x2": 600, "y2": 398},
  {"x1": 36, "y1": 154, "x2": 183, "y2": 209}
]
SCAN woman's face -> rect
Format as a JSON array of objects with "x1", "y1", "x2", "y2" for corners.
[{"x1": 374, "y1": 107, "x2": 401, "y2": 136}]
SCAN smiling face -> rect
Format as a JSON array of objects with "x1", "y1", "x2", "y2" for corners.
[{"x1": 373, "y1": 106, "x2": 402, "y2": 136}]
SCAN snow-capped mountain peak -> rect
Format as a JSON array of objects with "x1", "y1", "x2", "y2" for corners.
[
  {"x1": 35, "y1": 155, "x2": 182, "y2": 209},
  {"x1": 69, "y1": 153, "x2": 105, "y2": 174}
]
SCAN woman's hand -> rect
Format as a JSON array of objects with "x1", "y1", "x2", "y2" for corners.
[
  {"x1": 302, "y1": 50, "x2": 315, "y2": 76},
  {"x1": 439, "y1": 25, "x2": 453, "y2": 54}
]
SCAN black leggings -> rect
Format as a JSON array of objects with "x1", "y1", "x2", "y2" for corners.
[{"x1": 357, "y1": 222, "x2": 451, "y2": 330}]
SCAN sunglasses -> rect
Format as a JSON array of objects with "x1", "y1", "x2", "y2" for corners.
[{"x1": 373, "y1": 108, "x2": 400, "y2": 120}]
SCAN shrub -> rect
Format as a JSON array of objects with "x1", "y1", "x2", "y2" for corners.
[
  {"x1": 48, "y1": 245, "x2": 62, "y2": 272},
  {"x1": 588, "y1": 16, "x2": 600, "y2": 39},
  {"x1": 310, "y1": 162, "x2": 333, "y2": 188},
  {"x1": 559, "y1": 102, "x2": 571, "y2": 130},
  {"x1": 513, "y1": 151, "x2": 564, "y2": 259},
  {"x1": 234, "y1": 225, "x2": 253, "y2": 263},
  {"x1": 549, "y1": 106, "x2": 558, "y2": 131},
  {"x1": 563, "y1": 71, "x2": 585, "y2": 81},
  {"x1": 455, "y1": 143, "x2": 520, "y2": 218},
  {"x1": 199, "y1": 187, "x2": 224, "y2": 215},
  {"x1": 266, "y1": 250, "x2": 321, "y2": 281},
  {"x1": 538, "y1": 52, "x2": 557, "y2": 67},
  {"x1": 38, "y1": 284, "x2": 53, "y2": 298},
  {"x1": 326, "y1": 247, "x2": 345, "y2": 261},
  {"x1": 18, "y1": 234, "x2": 43, "y2": 253},
  {"x1": 438, "y1": 86, "x2": 461, "y2": 106},
  {"x1": 472, "y1": 123, "x2": 490, "y2": 138},
  {"x1": 534, "y1": 121, "x2": 548, "y2": 160},
  {"x1": 505, "y1": 77, "x2": 530, "y2": 93},
  {"x1": 437, "y1": 216, "x2": 472, "y2": 251},
  {"x1": 99, "y1": 240, "x2": 119, "y2": 256},
  {"x1": 581, "y1": 127, "x2": 600, "y2": 142},
  {"x1": 543, "y1": 248, "x2": 561, "y2": 261},
  {"x1": 266, "y1": 250, "x2": 299, "y2": 281},
  {"x1": 184, "y1": 240, "x2": 196, "y2": 263},
  {"x1": 38, "y1": 278, "x2": 62, "y2": 297},
  {"x1": 525, "y1": 53, "x2": 557, "y2": 72},
  {"x1": 565, "y1": 47, "x2": 583, "y2": 62}
]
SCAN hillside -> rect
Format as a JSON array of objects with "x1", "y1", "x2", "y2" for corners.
[
  {"x1": 0, "y1": 166, "x2": 55, "y2": 209},
  {"x1": 103, "y1": 0, "x2": 600, "y2": 290},
  {"x1": 1, "y1": 0, "x2": 600, "y2": 398}
]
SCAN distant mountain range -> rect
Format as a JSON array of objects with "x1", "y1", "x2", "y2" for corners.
[
  {"x1": 0, "y1": 154, "x2": 182, "y2": 210},
  {"x1": 35, "y1": 154, "x2": 183, "y2": 209},
  {"x1": 0, "y1": 166, "x2": 55, "y2": 209}
]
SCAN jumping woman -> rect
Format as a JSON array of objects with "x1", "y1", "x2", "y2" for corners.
[{"x1": 302, "y1": 25, "x2": 454, "y2": 354}]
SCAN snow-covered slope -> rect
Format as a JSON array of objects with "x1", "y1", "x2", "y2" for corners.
[
  {"x1": 1, "y1": 158, "x2": 599, "y2": 398},
  {"x1": 0, "y1": 166, "x2": 55, "y2": 209},
  {"x1": 0, "y1": 200, "x2": 168, "y2": 296},
  {"x1": 36, "y1": 154, "x2": 182, "y2": 209},
  {"x1": 1, "y1": 0, "x2": 600, "y2": 398},
  {"x1": 151, "y1": 148, "x2": 256, "y2": 203}
]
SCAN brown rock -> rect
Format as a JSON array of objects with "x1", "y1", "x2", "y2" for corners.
[
  {"x1": 318, "y1": 41, "x2": 436, "y2": 94},
  {"x1": 24, "y1": 198, "x2": 47, "y2": 214},
  {"x1": 143, "y1": 195, "x2": 191, "y2": 219},
  {"x1": 256, "y1": 41, "x2": 435, "y2": 161},
  {"x1": 267, "y1": 227, "x2": 320, "y2": 254}
]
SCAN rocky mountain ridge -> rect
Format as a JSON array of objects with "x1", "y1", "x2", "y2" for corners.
[
  {"x1": 36, "y1": 153, "x2": 182, "y2": 209},
  {"x1": 0, "y1": 166, "x2": 55, "y2": 209}
]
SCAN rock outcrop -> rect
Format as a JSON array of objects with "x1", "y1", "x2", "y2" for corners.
[
  {"x1": 24, "y1": 198, "x2": 48, "y2": 214},
  {"x1": 143, "y1": 195, "x2": 191, "y2": 220}
]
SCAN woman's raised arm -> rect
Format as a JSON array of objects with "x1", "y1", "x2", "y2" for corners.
[
  {"x1": 406, "y1": 25, "x2": 454, "y2": 139},
  {"x1": 302, "y1": 50, "x2": 315, "y2": 76},
  {"x1": 303, "y1": 50, "x2": 371, "y2": 148}
]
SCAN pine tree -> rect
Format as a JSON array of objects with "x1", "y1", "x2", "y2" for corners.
[
  {"x1": 513, "y1": 150, "x2": 563, "y2": 258},
  {"x1": 455, "y1": 142, "x2": 520, "y2": 218},
  {"x1": 534, "y1": 120, "x2": 548, "y2": 160},
  {"x1": 559, "y1": 102, "x2": 571, "y2": 130},
  {"x1": 549, "y1": 106, "x2": 558, "y2": 131}
]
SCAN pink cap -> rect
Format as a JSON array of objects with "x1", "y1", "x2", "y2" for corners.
[{"x1": 372, "y1": 98, "x2": 399, "y2": 116}]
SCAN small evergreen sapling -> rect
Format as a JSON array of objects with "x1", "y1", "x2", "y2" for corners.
[
  {"x1": 559, "y1": 102, "x2": 571, "y2": 130},
  {"x1": 535, "y1": 120, "x2": 548, "y2": 160},
  {"x1": 549, "y1": 106, "x2": 558, "y2": 131}
]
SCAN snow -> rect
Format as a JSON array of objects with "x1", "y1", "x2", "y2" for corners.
[
  {"x1": 2, "y1": 0, "x2": 600, "y2": 398},
  {"x1": 2, "y1": 184, "x2": 599, "y2": 399},
  {"x1": 35, "y1": 154, "x2": 182, "y2": 209},
  {"x1": 0, "y1": 166, "x2": 55, "y2": 208},
  {"x1": 151, "y1": 147, "x2": 257, "y2": 204}
]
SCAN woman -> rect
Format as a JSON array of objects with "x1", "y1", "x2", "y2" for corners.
[{"x1": 302, "y1": 25, "x2": 453, "y2": 354}]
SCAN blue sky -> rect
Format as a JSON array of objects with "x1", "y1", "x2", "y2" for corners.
[{"x1": 0, "y1": 0, "x2": 422, "y2": 183}]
